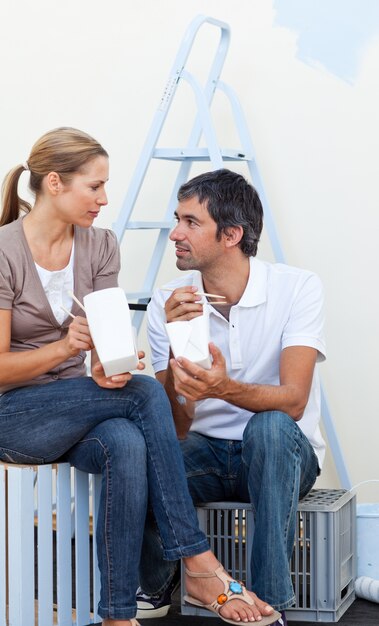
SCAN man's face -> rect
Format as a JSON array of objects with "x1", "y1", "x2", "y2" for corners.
[{"x1": 169, "y1": 196, "x2": 225, "y2": 272}]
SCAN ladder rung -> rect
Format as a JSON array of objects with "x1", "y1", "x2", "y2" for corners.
[
  {"x1": 126, "y1": 291, "x2": 151, "y2": 301},
  {"x1": 129, "y1": 302, "x2": 149, "y2": 311},
  {"x1": 125, "y1": 221, "x2": 173, "y2": 230},
  {"x1": 153, "y1": 148, "x2": 252, "y2": 161}
]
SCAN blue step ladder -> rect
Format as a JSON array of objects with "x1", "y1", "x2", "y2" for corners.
[{"x1": 112, "y1": 14, "x2": 351, "y2": 489}]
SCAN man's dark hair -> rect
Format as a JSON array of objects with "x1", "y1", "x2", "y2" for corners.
[{"x1": 177, "y1": 169, "x2": 263, "y2": 257}]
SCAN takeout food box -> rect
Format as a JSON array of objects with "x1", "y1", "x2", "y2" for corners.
[
  {"x1": 83, "y1": 287, "x2": 139, "y2": 377},
  {"x1": 165, "y1": 309, "x2": 211, "y2": 369}
]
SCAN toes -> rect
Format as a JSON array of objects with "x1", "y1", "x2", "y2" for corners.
[
  {"x1": 230, "y1": 609, "x2": 242, "y2": 622},
  {"x1": 217, "y1": 586, "x2": 275, "y2": 623},
  {"x1": 220, "y1": 599, "x2": 259, "y2": 623},
  {"x1": 238, "y1": 605, "x2": 253, "y2": 623},
  {"x1": 251, "y1": 593, "x2": 274, "y2": 614}
]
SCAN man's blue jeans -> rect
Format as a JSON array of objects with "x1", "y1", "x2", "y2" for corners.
[
  {"x1": 140, "y1": 410, "x2": 319, "y2": 611},
  {"x1": 0, "y1": 376, "x2": 209, "y2": 620}
]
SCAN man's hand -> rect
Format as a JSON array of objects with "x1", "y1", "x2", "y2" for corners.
[
  {"x1": 170, "y1": 343, "x2": 318, "y2": 421},
  {"x1": 165, "y1": 286, "x2": 203, "y2": 322},
  {"x1": 170, "y1": 343, "x2": 229, "y2": 402},
  {"x1": 91, "y1": 350, "x2": 146, "y2": 389}
]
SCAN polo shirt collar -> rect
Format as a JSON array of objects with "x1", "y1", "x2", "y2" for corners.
[
  {"x1": 192, "y1": 271, "x2": 205, "y2": 294},
  {"x1": 238, "y1": 256, "x2": 268, "y2": 307},
  {"x1": 195, "y1": 257, "x2": 267, "y2": 308}
]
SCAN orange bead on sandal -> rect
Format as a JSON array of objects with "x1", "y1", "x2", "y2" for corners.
[{"x1": 184, "y1": 565, "x2": 282, "y2": 626}]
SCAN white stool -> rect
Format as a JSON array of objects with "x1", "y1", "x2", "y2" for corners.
[{"x1": 0, "y1": 462, "x2": 101, "y2": 626}]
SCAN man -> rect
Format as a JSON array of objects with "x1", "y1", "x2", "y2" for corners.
[{"x1": 137, "y1": 169, "x2": 325, "y2": 625}]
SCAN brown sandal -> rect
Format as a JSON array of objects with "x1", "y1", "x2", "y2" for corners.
[{"x1": 184, "y1": 565, "x2": 282, "y2": 626}]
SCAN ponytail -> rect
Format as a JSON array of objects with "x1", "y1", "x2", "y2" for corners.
[
  {"x1": 0, "y1": 164, "x2": 31, "y2": 227},
  {"x1": 0, "y1": 127, "x2": 108, "y2": 228}
]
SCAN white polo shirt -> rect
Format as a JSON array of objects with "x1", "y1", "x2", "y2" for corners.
[{"x1": 147, "y1": 257, "x2": 326, "y2": 467}]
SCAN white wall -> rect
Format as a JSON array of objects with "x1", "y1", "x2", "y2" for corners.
[{"x1": 1, "y1": 0, "x2": 378, "y2": 501}]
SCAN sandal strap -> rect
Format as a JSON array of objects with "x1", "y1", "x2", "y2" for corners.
[
  {"x1": 185, "y1": 568, "x2": 217, "y2": 578},
  {"x1": 211, "y1": 588, "x2": 255, "y2": 612},
  {"x1": 185, "y1": 565, "x2": 255, "y2": 611}
]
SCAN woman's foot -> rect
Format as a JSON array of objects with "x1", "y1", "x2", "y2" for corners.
[{"x1": 184, "y1": 551, "x2": 275, "y2": 623}]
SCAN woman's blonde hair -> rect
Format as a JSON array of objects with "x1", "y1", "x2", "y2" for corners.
[{"x1": 0, "y1": 127, "x2": 108, "y2": 226}]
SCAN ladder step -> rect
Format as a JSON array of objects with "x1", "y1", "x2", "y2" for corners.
[
  {"x1": 153, "y1": 148, "x2": 252, "y2": 161},
  {"x1": 126, "y1": 291, "x2": 151, "y2": 301},
  {"x1": 129, "y1": 302, "x2": 149, "y2": 311},
  {"x1": 125, "y1": 221, "x2": 173, "y2": 230}
]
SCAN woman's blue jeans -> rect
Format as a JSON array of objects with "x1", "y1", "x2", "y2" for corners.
[
  {"x1": 140, "y1": 410, "x2": 319, "y2": 611},
  {"x1": 0, "y1": 376, "x2": 209, "y2": 620}
]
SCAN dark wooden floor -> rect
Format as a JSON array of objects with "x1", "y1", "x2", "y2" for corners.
[{"x1": 92, "y1": 597, "x2": 379, "y2": 625}]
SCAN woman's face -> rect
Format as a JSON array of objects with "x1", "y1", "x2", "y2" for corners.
[{"x1": 56, "y1": 155, "x2": 109, "y2": 227}]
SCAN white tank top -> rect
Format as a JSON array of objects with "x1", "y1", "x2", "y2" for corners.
[{"x1": 35, "y1": 242, "x2": 75, "y2": 325}]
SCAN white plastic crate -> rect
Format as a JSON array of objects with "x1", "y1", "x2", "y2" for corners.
[
  {"x1": 0, "y1": 462, "x2": 101, "y2": 626},
  {"x1": 181, "y1": 489, "x2": 356, "y2": 623}
]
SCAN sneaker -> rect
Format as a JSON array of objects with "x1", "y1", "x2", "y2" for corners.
[
  {"x1": 136, "y1": 569, "x2": 180, "y2": 619},
  {"x1": 274, "y1": 611, "x2": 287, "y2": 626}
]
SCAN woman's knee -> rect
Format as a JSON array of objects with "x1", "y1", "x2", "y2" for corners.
[
  {"x1": 128, "y1": 374, "x2": 166, "y2": 401},
  {"x1": 82, "y1": 418, "x2": 147, "y2": 469}
]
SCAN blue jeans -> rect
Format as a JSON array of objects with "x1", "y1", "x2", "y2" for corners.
[
  {"x1": 0, "y1": 376, "x2": 209, "y2": 620},
  {"x1": 140, "y1": 410, "x2": 319, "y2": 611}
]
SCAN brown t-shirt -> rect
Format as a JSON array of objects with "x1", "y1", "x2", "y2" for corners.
[{"x1": 0, "y1": 217, "x2": 120, "y2": 393}]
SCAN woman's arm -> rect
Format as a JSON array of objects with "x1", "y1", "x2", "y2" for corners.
[{"x1": 0, "y1": 308, "x2": 93, "y2": 386}]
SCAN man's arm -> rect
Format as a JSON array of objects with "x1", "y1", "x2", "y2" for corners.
[
  {"x1": 147, "y1": 285, "x2": 202, "y2": 438},
  {"x1": 169, "y1": 342, "x2": 318, "y2": 422},
  {"x1": 148, "y1": 283, "x2": 320, "y2": 436}
]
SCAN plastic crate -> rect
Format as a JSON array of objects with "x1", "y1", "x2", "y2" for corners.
[{"x1": 181, "y1": 489, "x2": 356, "y2": 622}]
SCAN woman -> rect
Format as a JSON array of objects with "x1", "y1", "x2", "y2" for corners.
[{"x1": 0, "y1": 127, "x2": 279, "y2": 626}]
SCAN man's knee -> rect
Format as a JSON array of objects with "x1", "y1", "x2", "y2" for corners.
[
  {"x1": 243, "y1": 410, "x2": 295, "y2": 451},
  {"x1": 179, "y1": 431, "x2": 206, "y2": 470}
]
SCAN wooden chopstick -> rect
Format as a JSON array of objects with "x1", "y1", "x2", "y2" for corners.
[
  {"x1": 67, "y1": 290, "x2": 86, "y2": 312},
  {"x1": 60, "y1": 305, "x2": 75, "y2": 320},
  {"x1": 162, "y1": 288, "x2": 226, "y2": 299}
]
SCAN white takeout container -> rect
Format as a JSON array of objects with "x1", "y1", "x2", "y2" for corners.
[
  {"x1": 165, "y1": 309, "x2": 211, "y2": 369},
  {"x1": 83, "y1": 287, "x2": 139, "y2": 377}
]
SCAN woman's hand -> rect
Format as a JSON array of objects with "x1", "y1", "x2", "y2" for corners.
[
  {"x1": 91, "y1": 350, "x2": 146, "y2": 389},
  {"x1": 63, "y1": 316, "x2": 94, "y2": 356}
]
